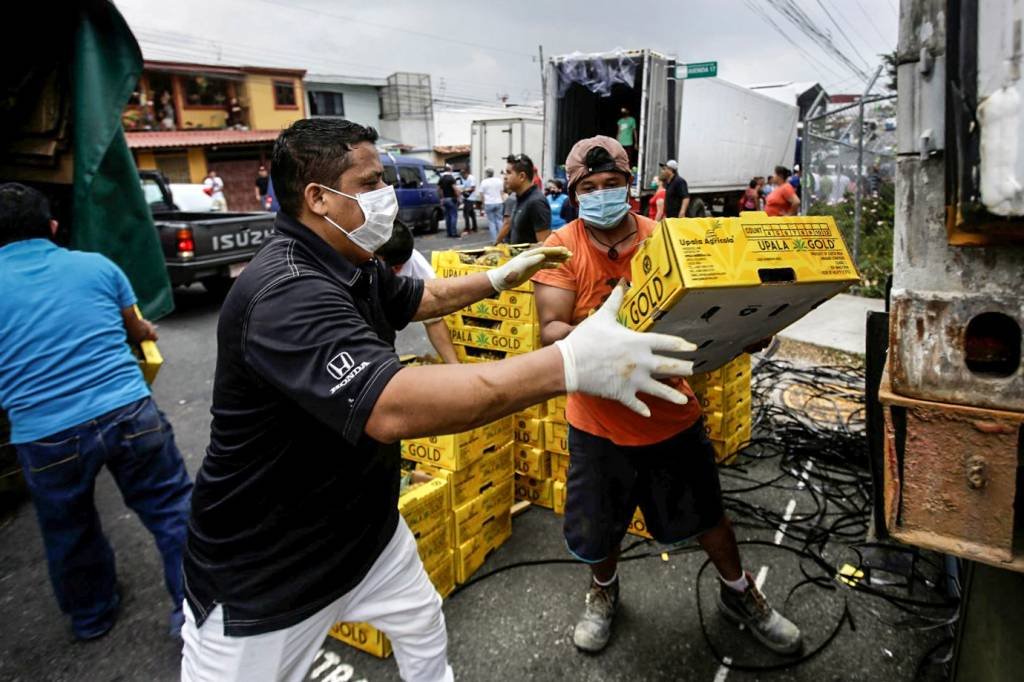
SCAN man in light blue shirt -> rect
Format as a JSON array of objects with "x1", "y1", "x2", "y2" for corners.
[{"x1": 0, "y1": 183, "x2": 192, "y2": 641}]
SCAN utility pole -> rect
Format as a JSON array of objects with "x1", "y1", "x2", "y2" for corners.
[{"x1": 538, "y1": 45, "x2": 546, "y2": 176}]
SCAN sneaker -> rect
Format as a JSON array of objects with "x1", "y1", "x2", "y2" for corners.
[
  {"x1": 573, "y1": 578, "x2": 619, "y2": 653},
  {"x1": 717, "y1": 571, "x2": 803, "y2": 655}
]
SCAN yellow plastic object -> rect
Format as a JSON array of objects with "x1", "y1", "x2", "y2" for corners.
[
  {"x1": 627, "y1": 507, "x2": 653, "y2": 539},
  {"x1": 619, "y1": 215, "x2": 858, "y2": 373},
  {"x1": 130, "y1": 305, "x2": 163, "y2": 385},
  {"x1": 837, "y1": 563, "x2": 865, "y2": 587}
]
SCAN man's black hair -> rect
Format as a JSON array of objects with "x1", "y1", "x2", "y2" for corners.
[
  {"x1": 0, "y1": 183, "x2": 52, "y2": 247},
  {"x1": 749, "y1": 178, "x2": 758, "y2": 189},
  {"x1": 271, "y1": 118, "x2": 379, "y2": 217},
  {"x1": 506, "y1": 153, "x2": 534, "y2": 181},
  {"x1": 775, "y1": 165, "x2": 791, "y2": 179},
  {"x1": 375, "y1": 219, "x2": 414, "y2": 268}
]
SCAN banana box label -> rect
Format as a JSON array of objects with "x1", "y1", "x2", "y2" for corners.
[
  {"x1": 551, "y1": 452, "x2": 570, "y2": 483},
  {"x1": 618, "y1": 216, "x2": 858, "y2": 374},
  {"x1": 448, "y1": 326, "x2": 537, "y2": 355},
  {"x1": 553, "y1": 480, "x2": 567, "y2": 515},
  {"x1": 328, "y1": 621, "x2": 393, "y2": 658},
  {"x1": 513, "y1": 445, "x2": 551, "y2": 478},
  {"x1": 402, "y1": 417, "x2": 512, "y2": 472},
  {"x1": 398, "y1": 476, "x2": 450, "y2": 540},
  {"x1": 627, "y1": 507, "x2": 653, "y2": 539},
  {"x1": 514, "y1": 416, "x2": 545, "y2": 449},
  {"x1": 461, "y1": 291, "x2": 537, "y2": 322},
  {"x1": 515, "y1": 473, "x2": 554, "y2": 508},
  {"x1": 544, "y1": 419, "x2": 569, "y2": 455}
]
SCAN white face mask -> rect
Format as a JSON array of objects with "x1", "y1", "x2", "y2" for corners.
[{"x1": 317, "y1": 184, "x2": 398, "y2": 253}]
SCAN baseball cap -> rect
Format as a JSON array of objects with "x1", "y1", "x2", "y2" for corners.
[
  {"x1": 565, "y1": 135, "x2": 632, "y2": 197},
  {"x1": 660, "y1": 159, "x2": 679, "y2": 170}
]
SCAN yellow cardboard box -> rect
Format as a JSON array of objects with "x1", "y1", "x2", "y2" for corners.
[
  {"x1": 513, "y1": 415, "x2": 546, "y2": 449},
  {"x1": 543, "y1": 419, "x2": 569, "y2": 456},
  {"x1": 618, "y1": 216, "x2": 858, "y2": 373},
  {"x1": 518, "y1": 401, "x2": 549, "y2": 420},
  {"x1": 451, "y1": 477, "x2": 515, "y2": 546},
  {"x1": 431, "y1": 550, "x2": 456, "y2": 598},
  {"x1": 417, "y1": 522, "x2": 453, "y2": 574},
  {"x1": 690, "y1": 354, "x2": 752, "y2": 394},
  {"x1": 402, "y1": 417, "x2": 513, "y2": 471},
  {"x1": 547, "y1": 395, "x2": 568, "y2": 416},
  {"x1": 131, "y1": 306, "x2": 163, "y2": 385},
  {"x1": 711, "y1": 429, "x2": 751, "y2": 465},
  {"x1": 460, "y1": 290, "x2": 537, "y2": 322},
  {"x1": 431, "y1": 249, "x2": 533, "y2": 293},
  {"x1": 515, "y1": 473, "x2": 554, "y2": 508},
  {"x1": 446, "y1": 313, "x2": 540, "y2": 341},
  {"x1": 422, "y1": 442, "x2": 515, "y2": 509},
  {"x1": 398, "y1": 473, "x2": 450, "y2": 541},
  {"x1": 627, "y1": 507, "x2": 653, "y2": 539},
  {"x1": 453, "y1": 345, "x2": 509, "y2": 364},
  {"x1": 513, "y1": 445, "x2": 551, "y2": 478},
  {"x1": 553, "y1": 480, "x2": 567, "y2": 515},
  {"x1": 696, "y1": 382, "x2": 751, "y2": 414},
  {"x1": 328, "y1": 621, "x2": 393, "y2": 658},
  {"x1": 551, "y1": 452, "x2": 570, "y2": 483},
  {"x1": 703, "y1": 409, "x2": 752, "y2": 442},
  {"x1": 455, "y1": 510, "x2": 512, "y2": 583}
]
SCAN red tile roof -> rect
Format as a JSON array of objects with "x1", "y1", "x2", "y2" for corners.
[{"x1": 125, "y1": 129, "x2": 282, "y2": 150}]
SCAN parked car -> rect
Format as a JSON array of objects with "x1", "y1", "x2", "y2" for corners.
[
  {"x1": 379, "y1": 153, "x2": 443, "y2": 233},
  {"x1": 139, "y1": 170, "x2": 277, "y2": 296}
]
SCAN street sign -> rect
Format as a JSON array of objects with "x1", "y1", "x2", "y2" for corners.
[{"x1": 674, "y1": 61, "x2": 718, "y2": 79}]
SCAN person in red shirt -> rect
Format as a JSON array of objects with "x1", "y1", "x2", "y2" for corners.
[
  {"x1": 764, "y1": 165, "x2": 801, "y2": 216},
  {"x1": 648, "y1": 177, "x2": 667, "y2": 221},
  {"x1": 533, "y1": 136, "x2": 803, "y2": 657}
]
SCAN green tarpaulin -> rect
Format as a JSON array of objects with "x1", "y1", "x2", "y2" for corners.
[{"x1": 70, "y1": 2, "x2": 174, "y2": 320}]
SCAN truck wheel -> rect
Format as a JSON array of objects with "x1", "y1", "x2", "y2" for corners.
[
  {"x1": 202, "y1": 276, "x2": 234, "y2": 299},
  {"x1": 687, "y1": 198, "x2": 710, "y2": 218}
]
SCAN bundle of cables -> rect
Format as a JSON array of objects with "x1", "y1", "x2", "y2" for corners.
[{"x1": 452, "y1": 356, "x2": 960, "y2": 678}]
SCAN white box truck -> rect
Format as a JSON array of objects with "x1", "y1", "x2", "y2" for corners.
[
  {"x1": 470, "y1": 118, "x2": 544, "y2": 184},
  {"x1": 543, "y1": 49, "x2": 799, "y2": 215}
]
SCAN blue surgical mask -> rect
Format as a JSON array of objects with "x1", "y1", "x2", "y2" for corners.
[{"x1": 577, "y1": 187, "x2": 630, "y2": 230}]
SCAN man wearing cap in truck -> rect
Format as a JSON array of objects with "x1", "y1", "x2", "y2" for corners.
[
  {"x1": 180, "y1": 118, "x2": 699, "y2": 682},
  {"x1": 532, "y1": 135, "x2": 803, "y2": 656}
]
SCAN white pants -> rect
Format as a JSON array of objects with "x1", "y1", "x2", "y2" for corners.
[{"x1": 180, "y1": 517, "x2": 453, "y2": 682}]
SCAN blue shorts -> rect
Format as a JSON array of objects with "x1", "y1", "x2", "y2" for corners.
[{"x1": 563, "y1": 419, "x2": 724, "y2": 563}]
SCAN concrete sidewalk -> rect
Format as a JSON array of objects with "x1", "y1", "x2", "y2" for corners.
[{"x1": 776, "y1": 294, "x2": 884, "y2": 360}]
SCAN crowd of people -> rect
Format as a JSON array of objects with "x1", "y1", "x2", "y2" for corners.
[{"x1": 1, "y1": 118, "x2": 805, "y2": 682}]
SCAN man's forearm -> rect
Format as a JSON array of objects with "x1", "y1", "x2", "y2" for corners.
[
  {"x1": 425, "y1": 319, "x2": 459, "y2": 363},
  {"x1": 365, "y1": 346, "x2": 565, "y2": 442},
  {"x1": 414, "y1": 273, "x2": 495, "y2": 321},
  {"x1": 679, "y1": 197, "x2": 690, "y2": 218},
  {"x1": 541, "y1": 321, "x2": 575, "y2": 346},
  {"x1": 496, "y1": 219, "x2": 511, "y2": 244}
]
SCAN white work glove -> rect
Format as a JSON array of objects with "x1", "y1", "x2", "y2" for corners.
[
  {"x1": 555, "y1": 284, "x2": 696, "y2": 417},
  {"x1": 486, "y1": 246, "x2": 572, "y2": 292}
]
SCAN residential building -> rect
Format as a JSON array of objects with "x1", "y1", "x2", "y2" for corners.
[
  {"x1": 377, "y1": 73, "x2": 435, "y2": 159},
  {"x1": 304, "y1": 74, "x2": 387, "y2": 130},
  {"x1": 124, "y1": 60, "x2": 306, "y2": 211}
]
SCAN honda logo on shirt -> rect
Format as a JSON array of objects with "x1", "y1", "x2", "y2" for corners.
[{"x1": 327, "y1": 352, "x2": 355, "y2": 380}]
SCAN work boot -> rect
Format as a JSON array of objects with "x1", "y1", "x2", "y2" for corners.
[
  {"x1": 717, "y1": 571, "x2": 803, "y2": 655},
  {"x1": 573, "y1": 577, "x2": 619, "y2": 653}
]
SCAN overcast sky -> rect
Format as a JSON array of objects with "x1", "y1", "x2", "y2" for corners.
[{"x1": 114, "y1": 0, "x2": 899, "y2": 110}]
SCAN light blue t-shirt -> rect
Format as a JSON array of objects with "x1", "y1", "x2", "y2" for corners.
[
  {"x1": 547, "y1": 193, "x2": 568, "y2": 230},
  {"x1": 0, "y1": 239, "x2": 150, "y2": 443}
]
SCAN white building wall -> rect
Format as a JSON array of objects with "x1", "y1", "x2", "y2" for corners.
[{"x1": 305, "y1": 81, "x2": 382, "y2": 130}]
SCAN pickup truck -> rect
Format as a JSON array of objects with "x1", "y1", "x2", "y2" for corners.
[{"x1": 140, "y1": 170, "x2": 276, "y2": 296}]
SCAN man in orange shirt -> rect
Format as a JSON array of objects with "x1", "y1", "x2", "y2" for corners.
[{"x1": 533, "y1": 136, "x2": 802, "y2": 656}]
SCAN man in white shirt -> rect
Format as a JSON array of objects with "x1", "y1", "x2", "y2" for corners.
[
  {"x1": 203, "y1": 171, "x2": 227, "y2": 212},
  {"x1": 376, "y1": 221, "x2": 459, "y2": 363},
  {"x1": 477, "y1": 168, "x2": 505, "y2": 242},
  {"x1": 459, "y1": 171, "x2": 478, "y2": 234}
]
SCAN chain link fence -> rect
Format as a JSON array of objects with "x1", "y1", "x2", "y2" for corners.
[{"x1": 802, "y1": 93, "x2": 897, "y2": 297}]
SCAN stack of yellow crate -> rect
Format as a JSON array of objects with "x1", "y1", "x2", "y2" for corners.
[
  {"x1": 689, "y1": 353, "x2": 753, "y2": 464},
  {"x1": 432, "y1": 248, "x2": 541, "y2": 364},
  {"x1": 513, "y1": 400, "x2": 557, "y2": 510},
  {"x1": 403, "y1": 417, "x2": 516, "y2": 585},
  {"x1": 542, "y1": 395, "x2": 570, "y2": 515},
  {"x1": 328, "y1": 470, "x2": 454, "y2": 658}
]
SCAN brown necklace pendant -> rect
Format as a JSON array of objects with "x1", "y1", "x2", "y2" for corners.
[{"x1": 607, "y1": 247, "x2": 619, "y2": 260}]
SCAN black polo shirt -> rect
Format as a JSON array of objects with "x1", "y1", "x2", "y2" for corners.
[
  {"x1": 183, "y1": 211, "x2": 424, "y2": 636},
  {"x1": 510, "y1": 184, "x2": 551, "y2": 243},
  {"x1": 664, "y1": 174, "x2": 690, "y2": 219}
]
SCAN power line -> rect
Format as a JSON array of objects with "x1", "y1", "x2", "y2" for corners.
[
  {"x1": 813, "y1": 0, "x2": 873, "y2": 71},
  {"x1": 852, "y1": 0, "x2": 894, "y2": 49},
  {"x1": 765, "y1": 0, "x2": 871, "y2": 81},
  {"x1": 743, "y1": 0, "x2": 847, "y2": 82}
]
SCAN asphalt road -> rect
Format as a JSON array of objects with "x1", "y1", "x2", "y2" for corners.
[{"x1": 0, "y1": 223, "x2": 950, "y2": 682}]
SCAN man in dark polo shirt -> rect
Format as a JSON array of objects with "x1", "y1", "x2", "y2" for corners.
[
  {"x1": 660, "y1": 159, "x2": 690, "y2": 218},
  {"x1": 496, "y1": 153, "x2": 550, "y2": 244},
  {"x1": 180, "y1": 118, "x2": 699, "y2": 682}
]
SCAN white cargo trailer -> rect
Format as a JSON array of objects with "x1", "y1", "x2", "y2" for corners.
[
  {"x1": 470, "y1": 118, "x2": 544, "y2": 184},
  {"x1": 543, "y1": 49, "x2": 798, "y2": 215}
]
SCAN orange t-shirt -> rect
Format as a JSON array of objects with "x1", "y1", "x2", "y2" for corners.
[
  {"x1": 532, "y1": 215, "x2": 702, "y2": 446},
  {"x1": 765, "y1": 182, "x2": 796, "y2": 216}
]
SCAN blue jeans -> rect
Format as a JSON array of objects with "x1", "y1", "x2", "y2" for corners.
[
  {"x1": 484, "y1": 203, "x2": 504, "y2": 242},
  {"x1": 442, "y1": 197, "x2": 459, "y2": 236},
  {"x1": 15, "y1": 396, "x2": 193, "y2": 639}
]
